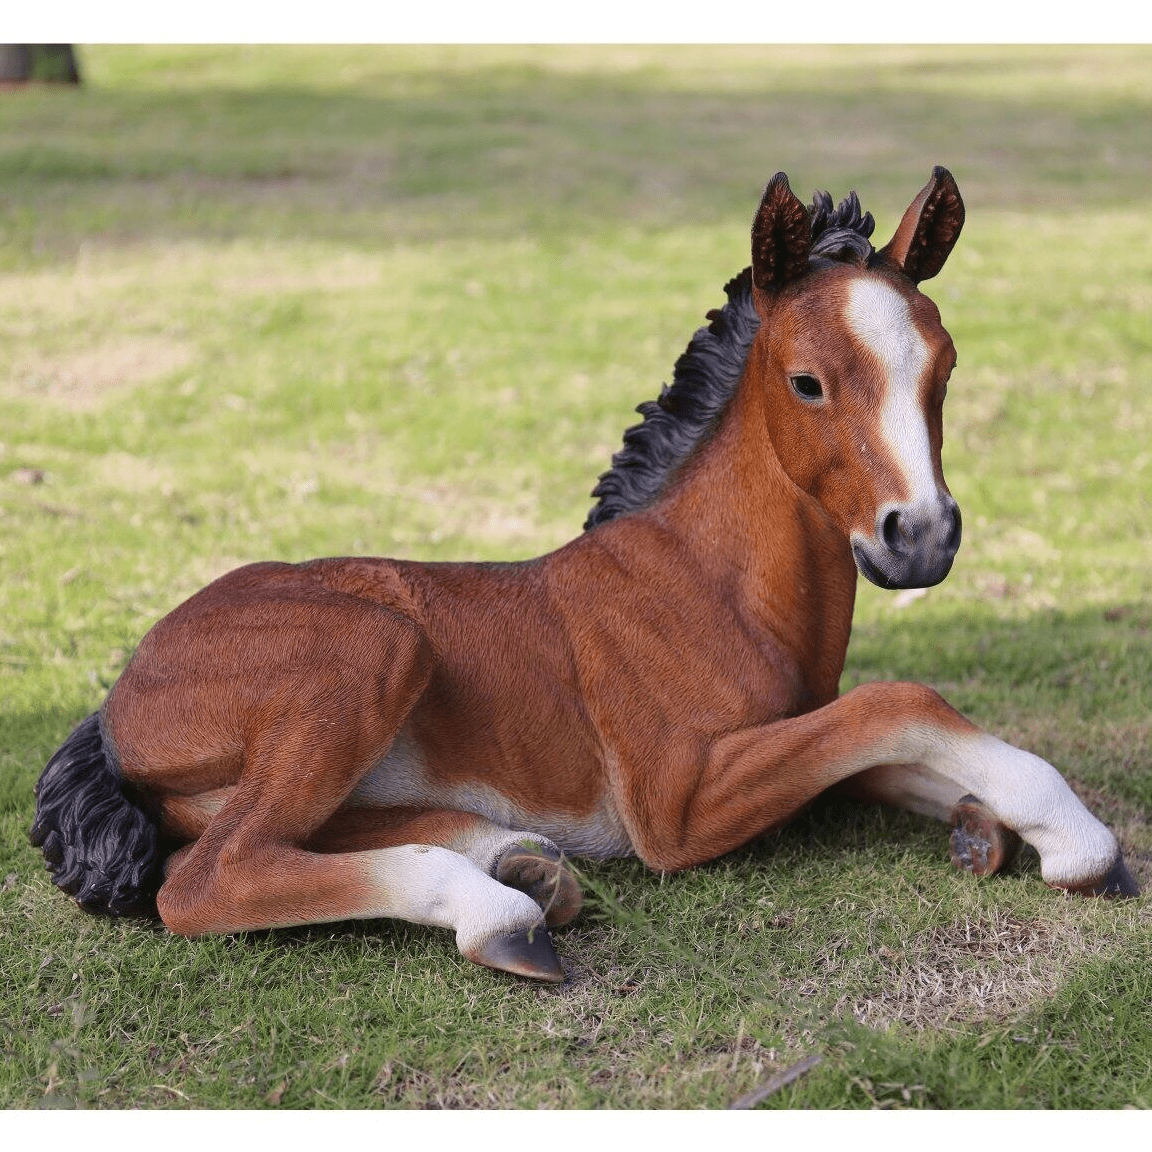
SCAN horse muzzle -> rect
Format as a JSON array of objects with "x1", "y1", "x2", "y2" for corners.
[{"x1": 851, "y1": 497, "x2": 962, "y2": 590}]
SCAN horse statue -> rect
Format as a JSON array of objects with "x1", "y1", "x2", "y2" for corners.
[{"x1": 32, "y1": 168, "x2": 1138, "y2": 982}]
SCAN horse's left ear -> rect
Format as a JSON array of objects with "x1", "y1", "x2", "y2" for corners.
[
  {"x1": 751, "y1": 172, "x2": 812, "y2": 292},
  {"x1": 877, "y1": 166, "x2": 965, "y2": 283}
]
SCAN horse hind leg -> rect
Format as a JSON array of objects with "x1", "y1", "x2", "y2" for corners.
[
  {"x1": 344, "y1": 840, "x2": 571, "y2": 982},
  {"x1": 162, "y1": 835, "x2": 568, "y2": 982},
  {"x1": 308, "y1": 805, "x2": 584, "y2": 963},
  {"x1": 127, "y1": 600, "x2": 575, "y2": 979},
  {"x1": 319, "y1": 806, "x2": 583, "y2": 928},
  {"x1": 162, "y1": 804, "x2": 580, "y2": 982}
]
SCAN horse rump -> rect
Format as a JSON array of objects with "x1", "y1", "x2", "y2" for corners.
[{"x1": 30, "y1": 712, "x2": 163, "y2": 917}]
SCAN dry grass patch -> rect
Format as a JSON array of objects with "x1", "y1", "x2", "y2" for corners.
[
  {"x1": 92, "y1": 451, "x2": 177, "y2": 493},
  {"x1": 4, "y1": 336, "x2": 194, "y2": 411},
  {"x1": 842, "y1": 908, "x2": 1116, "y2": 1034}
]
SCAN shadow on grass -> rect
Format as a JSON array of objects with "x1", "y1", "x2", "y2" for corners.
[{"x1": 3, "y1": 47, "x2": 1152, "y2": 268}]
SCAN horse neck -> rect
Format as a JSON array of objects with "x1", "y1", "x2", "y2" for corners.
[{"x1": 653, "y1": 355, "x2": 859, "y2": 700}]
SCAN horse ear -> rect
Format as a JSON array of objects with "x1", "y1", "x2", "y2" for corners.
[
  {"x1": 751, "y1": 172, "x2": 812, "y2": 292},
  {"x1": 877, "y1": 166, "x2": 965, "y2": 283}
]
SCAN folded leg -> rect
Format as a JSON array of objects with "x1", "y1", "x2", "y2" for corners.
[
  {"x1": 305, "y1": 805, "x2": 583, "y2": 928},
  {"x1": 841, "y1": 763, "x2": 1023, "y2": 877}
]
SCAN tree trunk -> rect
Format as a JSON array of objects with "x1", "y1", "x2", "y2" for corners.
[{"x1": 0, "y1": 45, "x2": 81, "y2": 84}]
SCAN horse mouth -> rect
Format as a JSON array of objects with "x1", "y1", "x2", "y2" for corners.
[
  {"x1": 852, "y1": 540, "x2": 957, "y2": 591},
  {"x1": 852, "y1": 543, "x2": 900, "y2": 590},
  {"x1": 852, "y1": 499, "x2": 962, "y2": 591}
]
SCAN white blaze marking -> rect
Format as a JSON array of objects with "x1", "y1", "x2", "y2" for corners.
[{"x1": 845, "y1": 279, "x2": 937, "y2": 505}]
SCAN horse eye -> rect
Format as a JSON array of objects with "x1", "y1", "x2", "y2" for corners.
[{"x1": 790, "y1": 374, "x2": 824, "y2": 401}]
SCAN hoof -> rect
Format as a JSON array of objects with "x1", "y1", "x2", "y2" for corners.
[
  {"x1": 465, "y1": 923, "x2": 565, "y2": 983},
  {"x1": 496, "y1": 845, "x2": 583, "y2": 927},
  {"x1": 1057, "y1": 854, "x2": 1141, "y2": 898},
  {"x1": 949, "y1": 794, "x2": 1023, "y2": 877}
]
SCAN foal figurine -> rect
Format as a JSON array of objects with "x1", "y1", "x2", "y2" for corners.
[{"x1": 33, "y1": 168, "x2": 1138, "y2": 982}]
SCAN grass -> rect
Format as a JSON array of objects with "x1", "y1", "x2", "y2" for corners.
[{"x1": 2, "y1": 45, "x2": 1151, "y2": 1109}]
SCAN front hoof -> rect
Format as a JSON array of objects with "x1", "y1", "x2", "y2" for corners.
[
  {"x1": 464, "y1": 923, "x2": 565, "y2": 983},
  {"x1": 1056, "y1": 854, "x2": 1140, "y2": 898},
  {"x1": 496, "y1": 845, "x2": 583, "y2": 927},
  {"x1": 949, "y1": 794, "x2": 1023, "y2": 877}
]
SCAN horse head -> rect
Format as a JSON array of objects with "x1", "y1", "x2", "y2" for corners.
[{"x1": 750, "y1": 167, "x2": 966, "y2": 590}]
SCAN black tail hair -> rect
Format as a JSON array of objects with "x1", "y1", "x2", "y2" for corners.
[{"x1": 30, "y1": 712, "x2": 163, "y2": 917}]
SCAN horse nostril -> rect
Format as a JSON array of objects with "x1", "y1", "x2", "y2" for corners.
[
  {"x1": 945, "y1": 504, "x2": 963, "y2": 552},
  {"x1": 881, "y1": 508, "x2": 908, "y2": 553}
]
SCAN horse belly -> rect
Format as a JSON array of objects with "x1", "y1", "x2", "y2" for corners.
[{"x1": 348, "y1": 727, "x2": 633, "y2": 860}]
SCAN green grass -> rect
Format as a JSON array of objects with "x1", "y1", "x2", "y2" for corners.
[{"x1": 2, "y1": 45, "x2": 1151, "y2": 1109}]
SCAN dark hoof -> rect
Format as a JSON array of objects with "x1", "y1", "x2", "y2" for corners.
[
  {"x1": 949, "y1": 794, "x2": 1023, "y2": 877},
  {"x1": 496, "y1": 845, "x2": 583, "y2": 927},
  {"x1": 465, "y1": 923, "x2": 565, "y2": 983},
  {"x1": 1057, "y1": 854, "x2": 1141, "y2": 898}
]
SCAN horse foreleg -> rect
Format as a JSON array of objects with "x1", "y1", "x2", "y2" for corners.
[
  {"x1": 840, "y1": 764, "x2": 1024, "y2": 877},
  {"x1": 620, "y1": 682, "x2": 1137, "y2": 895}
]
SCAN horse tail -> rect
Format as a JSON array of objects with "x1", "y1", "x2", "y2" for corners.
[{"x1": 30, "y1": 712, "x2": 164, "y2": 917}]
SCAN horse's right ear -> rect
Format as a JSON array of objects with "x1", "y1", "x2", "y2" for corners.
[
  {"x1": 751, "y1": 173, "x2": 812, "y2": 293},
  {"x1": 877, "y1": 166, "x2": 965, "y2": 283}
]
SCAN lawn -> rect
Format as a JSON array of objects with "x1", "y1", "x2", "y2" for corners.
[{"x1": 1, "y1": 45, "x2": 1151, "y2": 1109}]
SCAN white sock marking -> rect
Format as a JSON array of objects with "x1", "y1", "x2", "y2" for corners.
[
  {"x1": 364, "y1": 843, "x2": 545, "y2": 952},
  {"x1": 902, "y1": 727, "x2": 1120, "y2": 885}
]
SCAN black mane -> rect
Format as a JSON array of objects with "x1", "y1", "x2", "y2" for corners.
[
  {"x1": 809, "y1": 189, "x2": 875, "y2": 263},
  {"x1": 584, "y1": 188, "x2": 875, "y2": 530}
]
